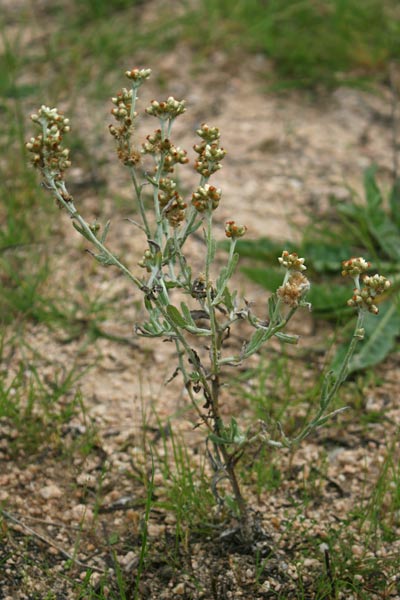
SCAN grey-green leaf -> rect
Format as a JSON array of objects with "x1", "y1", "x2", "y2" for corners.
[
  {"x1": 166, "y1": 304, "x2": 188, "y2": 328},
  {"x1": 100, "y1": 220, "x2": 111, "y2": 244},
  {"x1": 180, "y1": 302, "x2": 196, "y2": 326}
]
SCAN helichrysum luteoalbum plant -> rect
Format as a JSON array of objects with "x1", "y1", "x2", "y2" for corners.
[{"x1": 27, "y1": 68, "x2": 391, "y2": 540}]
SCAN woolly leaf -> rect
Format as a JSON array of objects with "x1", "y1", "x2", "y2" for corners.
[
  {"x1": 214, "y1": 252, "x2": 239, "y2": 301},
  {"x1": 180, "y1": 302, "x2": 196, "y2": 326},
  {"x1": 166, "y1": 304, "x2": 187, "y2": 328},
  {"x1": 100, "y1": 220, "x2": 111, "y2": 244},
  {"x1": 275, "y1": 332, "x2": 299, "y2": 344}
]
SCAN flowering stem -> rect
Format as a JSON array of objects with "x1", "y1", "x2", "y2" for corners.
[
  {"x1": 129, "y1": 167, "x2": 151, "y2": 237},
  {"x1": 202, "y1": 210, "x2": 249, "y2": 526},
  {"x1": 326, "y1": 310, "x2": 365, "y2": 401},
  {"x1": 292, "y1": 309, "x2": 365, "y2": 446}
]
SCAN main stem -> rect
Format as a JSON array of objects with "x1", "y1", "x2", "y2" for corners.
[{"x1": 204, "y1": 210, "x2": 249, "y2": 531}]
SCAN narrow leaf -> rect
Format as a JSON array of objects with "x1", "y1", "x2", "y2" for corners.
[
  {"x1": 244, "y1": 328, "x2": 268, "y2": 357},
  {"x1": 208, "y1": 433, "x2": 231, "y2": 445},
  {"x1": 180, "y1": 302, "x2": 196, "y2": 326},
  {"x1": 275, "y1": 332, "x2": 299, "y2": 344},
  {"x1": 100, "y1": 220, "x2": 111, "y2": 244},
  {"x1": 223, "y1": 287, "x2": 234, "y2": 312},
  {"x1": 95, "y1": 253, "x2": 114, "y2": 266},
  {"x1": 166, "y1": 304, "x2": 187, "y2": 328}
]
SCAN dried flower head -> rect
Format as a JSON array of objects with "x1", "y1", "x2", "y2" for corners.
[
  {"x1": 362, "y1": 274, "x2": 391, "y2": 294},
  {"x1": 347, "y1": 273, "x2": 391, "y2": 314},
  {"x1": 192, "y1": 184, "x2": 221, "y2": 212},
  {"x1": 194, "y1": 124, "x2": 225, "y2": 178},
  {"x1": 195, "y1": 123, "x2": 221, "y2": 143},
  {"x1": 26, "y1": 105, "x2": 71, "y2": 181},
  {"x1": 142, "y1": 130, "x2": 188, "y2": 174},
  {"x1": 109, "y1": 88, "x2": 142, "y2": 166},
  {"x1": 277, "y1": 272, "x2": 310, "y2": 307},
  {"x1": 341, "y1": 257, "x2": 371, "y2": 278},
  {"x1": 145, "y1": 97, "x2": 186, "y2": 120},
  {"x1": 125, "y1": 67, "x2": 152, "y2": 86},
  {"x1": 225, "y1": 221, "x2": 247, "y2": 239},
  {"x1": 278, "y1": 251, "x2": 307, "y2": 272},
  {"x1": 163, "y1": 196, "x2": 187, "y2": 228}
]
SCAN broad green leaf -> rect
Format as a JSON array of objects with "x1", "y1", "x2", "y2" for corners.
[
  {"x1": 301, "y1": 240, "x2": 352, "y2": 272},
  {"x1": 389, "y1": 178, "x2": 400, "y2": 229},
  {"x1": 364, "y1": 165, "x2": 382, "y2": 212},
  {"x1": 234, "y1": 237, "x2": 287, "y2": 261},
  {"x1": 363, "y1": 168, "x2": 400, "y2": 259},
  {"x1": 241, "y1": 266, "x2": 282, "y2": 294},
  {"x1": 369, "y1": 220, "x2": 400, "y2": 260},
  {"x1": 331, "y1": 302, "x2": 400, "y2": 374}
]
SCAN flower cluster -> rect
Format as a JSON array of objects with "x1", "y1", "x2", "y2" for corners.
[
  {"x1": 342, "y1": 257, "x2": 391, "y2": 314},
  {"x1": 192, "y1": 184, "x2": 222, "y2": 212},
  {"x1": 26, "y1": 106, "x2": 71, "y2": 182},
  {"x1": 341, "y1": 257, "x2": 370, "y2": 278},
  {"x1": 125, "y1": 67, "x2": 152, "y2": 86},
  {"x1": 142, "y1": 130, "x2": 189, "y2": 174},
  {"x1": 194, "y1": 123, "x2": 226, "y2": 178},
  {"x1": 157, "y1": 178, "x2": 187, "y2": 226},
  {"x1": 278, "y1": 250, "x2": 307, "y2": 272},
  {"x1": 347, "y1": 273, "x2": 391, "y2": 314},
  {"x1": 145, "y1": 97, "x2": 186, "y2": 120},
  {"x1": 162, "y1": 195, "x2": 187, "y2": 228},
  {"x1": 109, "y1": 88, "x2": 141, "y2": 166},
  {"x1": 277, "y1": 271, "x2": 310, "y2": 307},
  {"x1": 224, "y1": 221, "x2": 247, "y2": 239}
]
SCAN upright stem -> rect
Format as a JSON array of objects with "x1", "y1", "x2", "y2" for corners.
[
  {"x1": 292, "y1": 309, "x2": 365, "y2": 445},
  {"x1": 204, "y1": 209, "x2": 249, "y2": 527}
]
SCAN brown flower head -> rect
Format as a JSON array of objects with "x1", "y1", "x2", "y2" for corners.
[{"x1": 277, "y1": 272, "x2": 310, "y2": 307}]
